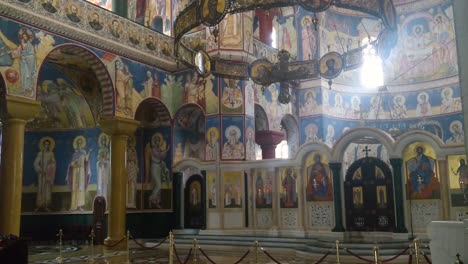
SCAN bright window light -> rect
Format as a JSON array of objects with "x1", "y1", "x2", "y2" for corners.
[
  {"x1": 275, "y1": 140, "x2": 289, "y2": 159},
  {"x1": 360, "y1": 37, "x2": 384, "y2": 89},
  {"x1": 271, "y1": 27, "x2": 277, "y2": 49}
]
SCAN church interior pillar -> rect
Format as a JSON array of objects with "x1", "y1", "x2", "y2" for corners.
[
  {"x1": 255, "y1": 130, "x2": 285, "y2": 159},
  {"x1": 0, "y1": 95, "x2": 40, "y2": 236},
  {"x1": 390, "y1": 158, "x2": 408, "y2": 233},
  {"x1": 453, "y1": 0, "x2": 468, "y2": 151},
  {"x1": 437, "y1": 159, "x2": 450, "y2": 220},
  {"x1": 99, "y1": 117, "x2": 139, "y2": 249},
  {"x1": 329, "y1": 162, "x2": 345, "y2": 232}
]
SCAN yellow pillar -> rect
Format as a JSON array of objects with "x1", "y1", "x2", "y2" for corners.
[
  {"x1": 99, "y1": 117, "x2": 139, "y2": 249},
  {"x1": 0, "y1": 95, "x2": 40, "y2": 236}
]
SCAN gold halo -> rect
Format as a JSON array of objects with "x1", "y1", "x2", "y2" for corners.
[
  {"x1": 151, "y1": 133, "x2": 167, "y2": 150},
  {"x1": 66, "y1": 2, "x2": 81, "y2": 16},
  {"x1": 39, "y1": 136, "x2": 55, "y2": 151},
  {"x1": 301, "y1": 15, "x2": 312, "y2": 27},
  {"x1": 206, "y1": 127, "x2": 219, "y2": 142},
  {"x1": 73, "y1": 135, "x2": 86, "y2": 149},
  {"x1": 305, "y1": 90, "x2": 316, "y2": 100},
  {"x1": 98, "y1": 133, "x2": 109, "y2": 147}
]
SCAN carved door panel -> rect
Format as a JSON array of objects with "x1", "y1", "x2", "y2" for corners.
[{"x1": 344, "y1": 157, "x2": 395, "y2": 232}]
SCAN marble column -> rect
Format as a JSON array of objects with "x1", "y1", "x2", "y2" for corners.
[
  {"x1": 330, "y1": 162, "x2": 345, "y2": 232},
  {"x1": 255, "y1": 130, "x2": 285, "y2": 159},
  {"x1": 0, "y1": 96, "x2": 40, "y2": 236},
  {"x1": 100, "y1": 117, "x2": 139, "y2": 250},
  {"x1": 453, "y1": 0, "x2": 468, "y2": 152},
  {"x1": 390, "y1": 158, "x2": 408, "y2": 233}
]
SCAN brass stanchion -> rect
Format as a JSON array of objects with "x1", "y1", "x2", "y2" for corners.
[
  {"x1": 192, "y1": 238, "x2": 199, "y2": 264},
  {"x1": 56, "y1": 229, "x2": 64, "y2": 263},
  {"x1": 254, "y1": 240, "x2": 259, "y2": 264},
  {"x1": 335, "y1": 240, "x2": 341, "y2": 264},
  {"x1": 124, "y1": 230, "x2": 131, "y2": 264},
  {"x1": 413, "y1": 239, "x2": 421, "y2": 264},
  {"x1": 88, "y1": 229, "x2": 95, "y2": 263},
  {"x1": 169, "y1": 231, "x2": 174, "y2": 264},
  {"x1": 455, "y1": 253, "x2": 464, "y2": 264},
  {"x1": 373, "y1": 246, "x2": 381, "y2": 264}
]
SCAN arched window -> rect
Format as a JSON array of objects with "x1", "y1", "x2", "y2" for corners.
[{"x1": 360, "y1": 37, "x2": 384, "y2": 89}]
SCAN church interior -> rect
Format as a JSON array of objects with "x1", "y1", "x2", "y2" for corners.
[{"x1": 0, "y1": 0, "x2": 468, "y2": 263}]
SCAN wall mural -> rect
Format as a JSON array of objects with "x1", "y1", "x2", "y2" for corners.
[
  {"x1": 207, "y1": 171, "x2": 217, "y2": 208},
  {"x1": 274, "y1": 7, "x2": 298, "y2": 59},
  {"x1": 343, "y1": 143, "x2": 390, "y2": 176},
  {"x1": 127, "y1": 0, "x2": 171, "y2": 35},
  {"x1": 22, "y1": 128, "x2": 101, "y2": 213},
  {"x1": 404, "y1": 142, "x2": 440, "y2": 200},
  {"x1": 143, "y1": 127, "x2": 172, "y2": 210},
  {"x1": 223, "y1": 171, "x2": 242, "y2": 208},
  {"x1": 221, "y1": 78, "x2": 244, "y2": 114},
  {"x1": 280, "y1": 167, "x2": 298, "y2": 208},
  {"x1": 448, "y1": 155, "x2": 468, "y2": 207},
  {"x1": 305, "y1": 152, "x2": 332, "y2": 202},
  {"x1": 205, "y1": 116, "x2": 220, "y2": 161},
  {"x1": 183, "y1": 71, "x2": 215, "y2": 111},
  {"x1": 254, "y1": 169, "x2": 273, "y2": 209},
  {"x1": 297, "y1": 7, "x2": 319, "y2": 61},
  {"x1": 221, "y1": 116, "x2": 244, "y2": 160},
  {"x1": 255, "y1": 83, "x2": 293, "y2": 131},
  {"x1": 220, "y1": 13, "x2": 243, "y2": 50},
  {"x1": 173, "y1": 105, "x2": 205, "y2": 163},
  {"x1": 245, "y1": 117, "x2": 255, "y2": 161}
]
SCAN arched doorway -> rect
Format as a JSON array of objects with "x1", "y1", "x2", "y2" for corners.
[{"x1": 344, "y1": 156, "x2": 395, "y2": 232}]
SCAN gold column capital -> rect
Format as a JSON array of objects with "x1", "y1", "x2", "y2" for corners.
[
  {"x1": 99, "y1": 117, "x2": 140, "y2": 136},
  {"x1": 6, "y1": 95, "x2": 41, "y2": 121}
]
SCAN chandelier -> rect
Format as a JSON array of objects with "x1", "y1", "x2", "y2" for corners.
[{"x1": 174, "y1": 0, "x2": 398, "y2": 104}]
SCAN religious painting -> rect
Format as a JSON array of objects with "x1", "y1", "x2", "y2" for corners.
[
  {"x1": 32, "y1": 136, "x2": 57, "y2": 212},
  {"x1": 301, "y1": 117, "x2": 322, "y2": 144},
  {"x1": 114, "y1": 59, "x2": 135, "y2": 117},
  {"x1": 86, "y1": 0, "x2": 112, "y2": 10},
  {"x1": 244, "y1": 80, "x2": 255, "y2": 117},
  {"x1": 404, "y1": 143, "x2": 440, "y2": 200},
  {"x1": 139, "y1": 0, "x2": 172, "y2": 35},
  {"x1": 220, "y1": 13, "x2": 243, "y2": 49},
  {"x1": 144, "y1": 129, "x2": 172, "y2": 210},
  {"x1": 280, "y1": 168, "x2": 298, "y2": 208},
  {"x1": 446, "y1": 120, "x2": 464, "y2": 145},
  {"x1": 184, "y1": 174, "x2": 205, "y2": 228},
  {"x1": 205, "y1": 75, "x2": 219, "y2": 114},
  {"x1": 319, "y1": 52, "x2": 343, "y2": 79},
  {"x1": 126, "y1": 135, "x2": 139, "y2": 209},
  {"x1": 66, "y1": 2, "x2": 82, "y2": 23},
  {"x1": 205, "y1": 117, "x2": 220, "y2": 161},
  {"x1": 108, "y1": 19, "x2": 123, "y2": 39},
  {"x1": 243, "y1": 13, "x2": 253, "y2": 54},
  {"x1": 88, "y1": 12, "x2": 104, "y2": 31},
  {"x1": 173, "y1": 105, "x2": 205, "y2": 163},
  {"x1": 207, "y1": 171, "x2": 217, "y2": 208},
  {"x1": 221, "y1": 78, "x2": 243, "y2": 114},
  {"x1": 376, "y1": 186, "x2": 387, "y2": 208},
  {"x1": 254, "y1": 169, "x2": 273, "y2": 209},
  {"x1": 352, "y1": 187, "x2": 363, "y2": 208},
  {"x1": 200, "y1": 0, "x2": 227, "y2": 26},
  {"x1": 276, "y1": 7, "x2": 298, "y2": 58},
  {"x1": 31, "y1": 64, "x2": 96, "y2": 130},
  {"x1": 22, "y1": 128, "x2": 101, "y2": 214},
  {"x1": 96, "y1": 133, "x2": 110, "y2": 203},
  {"x1": 448, "y1": 155, "x2": 468, "y2": 207},
  {"x1": 183, "y1": 72, "x2": 208, "y2": 109},
  {"x1": 262, "y1": 83, "x2": 290, "y2": 131},
  {"x1": 221, "y1": 116, "x2": 244, "y2": 160},
  {"x1": 299, "y1": 89, "x2": 319, "y2": 116},
  {"x1": 223, "y1": 171, "x2": 242, "y2": 208},
  {"x1": 305, "y1": 152, "x2": 332, "y2": 201},
  {"x1": 245, "y1": 117, "x2": 255, "y2": 161},
  {"x1": 299, "y1": 15, "x2": 318, "y2": 60},
  {"x1": 128, "y1": 27, "x2": 141, "y2": 46}
]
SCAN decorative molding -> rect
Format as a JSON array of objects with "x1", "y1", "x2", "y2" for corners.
[{"x1": 0, "y1": 0, "x2": 180, "y2": 72}]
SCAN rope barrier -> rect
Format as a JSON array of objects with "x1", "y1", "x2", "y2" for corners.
[
  {"x1": 382, "y1": 247, "x2": 410, "y2": 263},
  {"x1": 262, "y1": 248, "x2": 282, "y2": 264},
  {"x1": 421, "y1": 252, "x2": 432, "y2": 264},
  {"x1": 345, "y1": 248, "x2": 374, "y2": 263},
  {"x1": 198, "y1": 247, "x2": 217, "y2": 264},
  {"x1": 173, "y1": 245, "x2": 192, "y2": 264},
  {"x1": 102, "y1": 236, "x2": 126, "y2": 248},
  {"x1": 132, "y1": 236, "x2": 168, "y2": 249},
  {"x1": 314, "y1": 251, "x2": 331, "y2": 264},
  {"x1": 232, "y1": 249, "x2": 250, "y2": 264}
]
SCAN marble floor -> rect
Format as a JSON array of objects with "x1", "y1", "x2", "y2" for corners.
[{"x1": 27, "y1": 242, "x2": 417, "y2": 263}]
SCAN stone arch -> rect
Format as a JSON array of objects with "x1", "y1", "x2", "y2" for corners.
[
  {"x1": 173, "y1": 103, "x2": 206, "y2": 163},
  {"x1": 254, "y1": 104, "x2": 269, "y2": 131},
  {"x1": 135, "y1": 97, "x2": 172, "y2": 127},
  {"x1": 332, "y1": 127, "x2": 394, "y2": 162},
  {"x1": 394, "y1": 130, "x2": 445, "y2": 159},
  {"x1": 296, "y1": 142, "x2": 333, "y2": 168},
  {"x1": 38, "y1": 44, "x2": 115, "y2": 118},
  {"x1": 280, "y1": 114, "x2": 299, "y2": 158}
]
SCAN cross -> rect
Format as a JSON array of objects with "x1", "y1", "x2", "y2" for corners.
[{"x1": 362, "y1": 146, "x2": 371, "y2": 157}]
